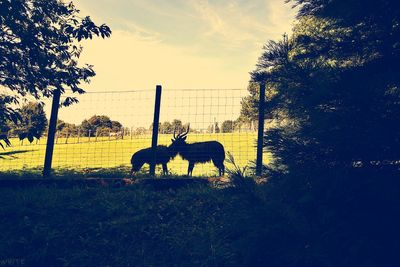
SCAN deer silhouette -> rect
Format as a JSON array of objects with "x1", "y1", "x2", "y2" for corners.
[
  {"x1": 130, "y1": 145, "x2": 178, "y2": 176},
  {"x1": 169, "y1": 125, "x2": 225, "y2": 176}
]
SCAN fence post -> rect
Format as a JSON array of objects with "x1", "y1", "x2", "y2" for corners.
[
  {"x1": 256, "y1": 82, "x2": 266, "y2": 176},
  {"x1": 43, "y1": 88, "x2": 61, "y2": 177},
  {"x1": 150, "y1": 85, "x2": 162, "y2": 176}
]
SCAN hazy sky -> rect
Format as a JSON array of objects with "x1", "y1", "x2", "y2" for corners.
[
  {"x1": 40, "y1": 1, "x2": 299, "y2": 127},
  {"x1": 78, "y1": 0, "x2": 297, "y2": 90}
]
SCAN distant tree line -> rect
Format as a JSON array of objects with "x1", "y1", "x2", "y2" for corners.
[
  {"x1": 5, "y1": 107, "x2": 125, "y2": 141},
  {"x1": 154, "y1": 119, "x2": 250, "y2": 134}
]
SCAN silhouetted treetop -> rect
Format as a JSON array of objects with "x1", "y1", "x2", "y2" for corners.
[
  {"x1": 0, "y1": 0, "x2": 111, "y2": 100},
  {"x1": 0, "y1": 0, "x2": 111, "y2": 147}
]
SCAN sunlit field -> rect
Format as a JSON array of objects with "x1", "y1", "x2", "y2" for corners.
[{"x1": 0, "y1": 133, "x2": 270, "y2": 177}]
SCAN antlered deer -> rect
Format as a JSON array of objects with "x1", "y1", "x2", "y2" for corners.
[
  {"x1": 169, "y1": 126, "x2": 225, "y2": 176},
  {"x1": 130, "y1": 145, "x2": 178, "y2": 176}
]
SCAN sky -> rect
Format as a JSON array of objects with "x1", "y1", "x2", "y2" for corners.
[
  {"x1": 45, "y1": 0, "x2": 298, "y2": 128},
  {"x1": 78, "y1": 0, "x2": 297, "y2": 90}
]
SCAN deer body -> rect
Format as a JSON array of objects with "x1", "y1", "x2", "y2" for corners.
[
  {"x1": 179, "y1": 141, "x2": 225, "y2": 176},
  {"x1": 130, "y1": 145, "x2": 177, "y2": 176},
  {"x1": 170, "y1": 126, "x2": 225, "y2": 176}
]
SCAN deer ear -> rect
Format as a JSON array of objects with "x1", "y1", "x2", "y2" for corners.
[
  {"x1": 183, "y1": 137, "x2": 187, "y2": 141},
  {"x1": 171, "y1": 139, "x2": 174, "y2": 142}
]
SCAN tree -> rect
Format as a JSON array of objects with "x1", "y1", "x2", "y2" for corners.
[
  {"x1": 149, "y1": 122, "x2": 161, "y2": 132},
  {"x1": 171, "y1": 119, "x2": 184, "y2": 133},
  {"x1": 0, "y1": 0, "x2": 111, "y2": 146},
  {"x1": 207, "y1": 124, "x2": 214, "y2": 134},
  {"x1": 9, "y1": 102, "x2": 48, "y2": 143},
  {"x1": 80, "y1": 119, "x2": 94, "y2": 137},
  {"x1": 239, "y1": 82, "x2": 261, "y2": 124},
  {"x1": 221, "y1": 120, "x2": 234, "y2": 133},
  {"x1": 214, "y1": 122, "x2": 220, "y2": 133},
  {"x1": 57, "y1": 119, "x2": 78, "y2": 136},
  {"x1": 160, "y1": 121, "x2": 173, "y2": 134},
  {"x1": 56, "y1": 119, "x2": 66, "y2": 133},
  {"x1": 251, "y1": 0, "x2": 400, "y2": 176},
  {"x1": 0, "y1": 95, "x2": 20, "y2": 148},
  {"x1": 134, "y1": 127, "x2": 147, "y2": 135},
  {"x1": 111, "y1": 121, "x2": 123, "y2": 132},
  {"x1": 80, "y1": 115, "x2": 123, "y2": 136}
]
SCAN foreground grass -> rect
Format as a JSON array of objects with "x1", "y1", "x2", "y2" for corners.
[
  {"x1": 1, "y1": 170, "x2": 398, "y2": 267},
  {"x1": 0, "y1": 184, "x2": 268, "y2": 266}
]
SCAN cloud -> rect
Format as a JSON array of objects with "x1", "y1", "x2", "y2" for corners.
[
  {"x1": 120, "y1": 21, "x2": 163, "y2": 43},
  {"x1": 187, "y1": 0, "x2": 296, "y2": 50}
]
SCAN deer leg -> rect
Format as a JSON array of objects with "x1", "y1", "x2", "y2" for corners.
[
  {"x1": 188, "y1": 162, "x2": 195, "y2": 176},
  {"x1": 162, "y1": 163, "x2": 168, "y2": 176},
  {"x1": 213, "y1": 160, "x2": 225, "y2": 176}
]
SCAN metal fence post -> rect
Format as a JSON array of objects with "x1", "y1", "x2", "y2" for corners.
[
  {"x1": 43, "y1": 88, "x2": 61, "y2": 177},
  {"x1": 150, "y1": 85, "x2": 162, "y2": 176},
  {"x1": 256, "y1": 82, "x2": 266, "y2": 176}
]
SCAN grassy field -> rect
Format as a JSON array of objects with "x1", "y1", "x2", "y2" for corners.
[{"x1": 0, "y1": 133, "x2": 270, "y2": 177}]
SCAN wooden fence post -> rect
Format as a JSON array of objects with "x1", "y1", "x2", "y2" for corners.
[
  {"x1": 150, "y1": 85, "x2": 162, "y2": 176},
  {"x1": 256, "y1": 82, "x2": 266, "y2": 176},
  {"x1": 43, "y1": 88, "x2": 61, "y2": 177}
]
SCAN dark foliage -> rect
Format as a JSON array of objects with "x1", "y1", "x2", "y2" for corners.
[
  {"x1": 250, "y1": 0, "x2": 400, "y2": 174},
  {"x1": 0, "y1": 0, "x2": 111, "y2": 146},
  {"x1": 0, "y1": 95, "x2": 20, "y2": 149},
  {"x1": 245, "y1": 1, "x2": 400, "y2": 265}
]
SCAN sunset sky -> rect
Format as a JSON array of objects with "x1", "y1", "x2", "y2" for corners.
[{"x1": 78, "y1": 0, "x2": 297, "y2": 90}]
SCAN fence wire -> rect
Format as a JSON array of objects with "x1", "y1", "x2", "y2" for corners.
[{"x1": 0, "y1": 88, "x2": 258, "y2": 177}]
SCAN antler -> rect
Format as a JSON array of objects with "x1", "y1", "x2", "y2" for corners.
[
  {"x1": 173, "y1": 124, "x2": 190, "y2": 139},
  {"x1": 181, "y1": 124, "x2": 190, "y2": 138}
]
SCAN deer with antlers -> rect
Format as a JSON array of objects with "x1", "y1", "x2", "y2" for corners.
[{"x1": 169, "y1": 125, "x2": 225, "y2": 176}]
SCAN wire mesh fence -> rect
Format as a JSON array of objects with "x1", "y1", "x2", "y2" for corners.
[{"x1": 0, "y1": 88, "x2": 260, "y2": 177}]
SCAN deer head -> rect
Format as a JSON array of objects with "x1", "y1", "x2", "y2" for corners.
[{"x1": 169, "y1": 124, "x2": 190, "y2": 151}]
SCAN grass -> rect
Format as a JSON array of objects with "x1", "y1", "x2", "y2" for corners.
[
  {"x1": 0, "y1": 167, "x2": 397, "y2": 266},
  {"x1": 0, "y1": 133, "x2": 271, "y2": 177},
  {"x1": 0, "y1": 184, "x2": 269, "y2": 266}
]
